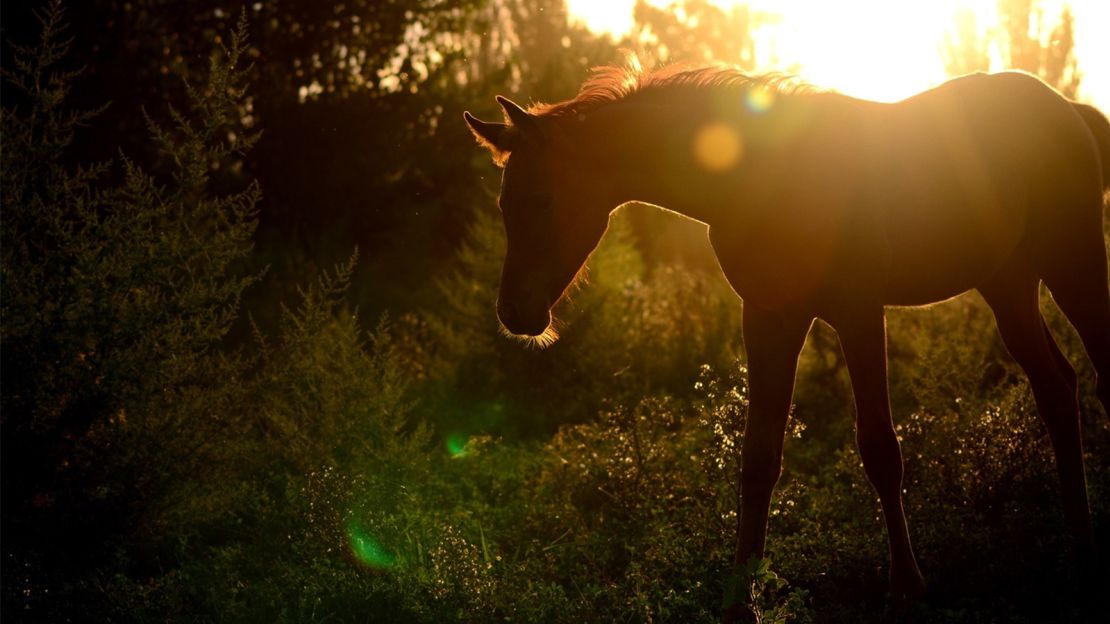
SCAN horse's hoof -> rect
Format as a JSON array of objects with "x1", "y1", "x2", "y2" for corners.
[{"x1": 890, "y1": 568, "x2": 927, "y2": 601}]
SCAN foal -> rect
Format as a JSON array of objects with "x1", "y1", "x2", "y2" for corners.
[{"x1": 465, "y1": 64, "x2": 1110, "y2": 611}]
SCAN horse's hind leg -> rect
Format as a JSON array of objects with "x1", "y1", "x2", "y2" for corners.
[
  {"x1": 1041, "y1": 227, "x2": 1110, "y2": 421},
  {"x1": 978, "y1": 272, "x2": 1094, "y2": 547}
]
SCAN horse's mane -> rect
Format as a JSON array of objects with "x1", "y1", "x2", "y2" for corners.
[{"x1": 529, "y1": 59, "x2": 815, "y2": 119}]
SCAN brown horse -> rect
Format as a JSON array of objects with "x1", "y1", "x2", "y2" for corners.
[{"x1": 465, "y1": 64, "x2": 1110, "y2": 614}]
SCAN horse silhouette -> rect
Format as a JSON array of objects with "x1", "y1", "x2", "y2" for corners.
[{"x1": 465, "y1": 63, "x2": 1110, "y2": 616}]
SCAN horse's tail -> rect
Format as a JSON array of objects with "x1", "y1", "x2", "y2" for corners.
[{"x1": 1073, "y1": 102, "x2": 1110, "y2": 192}]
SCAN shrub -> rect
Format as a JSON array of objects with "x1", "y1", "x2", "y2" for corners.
[{"x1": 1, "y1": 5, "x2": 259, "y2": 617}]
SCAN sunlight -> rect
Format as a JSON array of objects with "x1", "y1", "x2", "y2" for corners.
[
  {"x1": 567, "y1": 0, "x2": 1110, "y2": 107},
  {"x1": 565, "y1": 0, "x2": 635, "y2": 38},
  {"x1": 749, "y1": 0, "x2": 989, "y2": 102}
]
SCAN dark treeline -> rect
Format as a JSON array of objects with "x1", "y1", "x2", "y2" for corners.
[
  {"x1": 1, "y1": 0, "x2": 602, "y2": 311},
  {"x1": 1, "y1": 1, "x2": 1106, "y2": 622}
]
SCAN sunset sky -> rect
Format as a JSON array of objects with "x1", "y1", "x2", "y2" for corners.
[{"x1": 565, "y1": 0, "x2": 1110, "y2": 108}]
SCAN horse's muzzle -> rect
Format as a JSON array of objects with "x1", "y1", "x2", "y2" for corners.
[{"x1": 496, "y1": 297, "x2": 551, "y2": 336}]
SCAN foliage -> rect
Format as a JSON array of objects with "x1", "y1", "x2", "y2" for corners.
[
  {"x1": 632, "y1": 0, "x2": 768, "y2": 67},
  {"x1": 416, "y1": 203, "x2": 743, "y2": 437},
  {"x1": 1, "y1": 5, "x2": 260, "y2": 608}
]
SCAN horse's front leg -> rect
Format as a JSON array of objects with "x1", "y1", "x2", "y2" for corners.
[
  {"x1": 728, "y1": 305, "x2": 812, "y2": 615},
  {"x1": 827, "y1": 302, "x2": 926, "y2": 599}
]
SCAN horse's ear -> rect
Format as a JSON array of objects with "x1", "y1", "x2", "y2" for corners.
[
  {"x1": 464, "y1": 111, "x2": 512, "y2": 162},
  {"x1": 496, "y1": 95, "x2": 535, "y2": 129}
]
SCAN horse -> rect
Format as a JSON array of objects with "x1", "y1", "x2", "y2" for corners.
[{"x1": 464, "y1": 63, "x2": 1110, "y2": 617}]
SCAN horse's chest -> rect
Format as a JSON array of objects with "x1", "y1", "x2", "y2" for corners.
[
  {"x1": 707, "y1": 202, "x2": 886, "y2": 311},
  {"x1": 709, "y1": 224, "x2": 838, "y2": 310}
]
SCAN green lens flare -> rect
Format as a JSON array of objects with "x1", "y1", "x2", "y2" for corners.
[
  {"x1": 446, "y1": 433, "x2": 469, "y2": 457},
  {"x1": 346, "y1": 518, "x2": 395, "y2": 568}
]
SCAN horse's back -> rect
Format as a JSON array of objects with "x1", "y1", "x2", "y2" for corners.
[{"x1": 872, "y1": 72, "x2": 1104, "y2": 305}]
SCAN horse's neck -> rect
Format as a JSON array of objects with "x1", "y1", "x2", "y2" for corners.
[
  {"x1": 583, "y1": 99, "x2": 733, "y2": 225},
  {"x1": 582, "y1": 93, "x2": 868, "y2": 227}
]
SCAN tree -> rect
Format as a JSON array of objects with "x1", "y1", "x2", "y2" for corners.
[
  {"x1": 942, "y1": 0, "x2": 1080, "y2": 97},
  {"x1": 630, "y1": 0, "x2": 766, "y2": 68}
]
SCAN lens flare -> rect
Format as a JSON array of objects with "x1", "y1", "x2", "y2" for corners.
[
  {"x1": 745, "y1": 86, "x2": 775, "y2": 114},
  {"x1": 693, "y1": 122, "x2": 743, "y2": 172},
  {"x1": 446, "y1": 432, "x2": 469, "y2": 457},
  {"x1": 347, "y1": 518, "x2": 395, "y2": 568}
]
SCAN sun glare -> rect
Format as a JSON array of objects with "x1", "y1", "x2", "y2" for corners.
[
  {"x1": 567, "y1": 0, "x2": 1109, "y2": 108},
  {"x1": 746, "y1": 0, "x2": 991, "y2": 101},
  {"x1": 565, "y1": 0, "x2": 636, "y2": 38}
]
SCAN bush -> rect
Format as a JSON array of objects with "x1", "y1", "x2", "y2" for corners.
[
  {"x1": 2, "y1": 5, "x2": 259, "y2": 616},
  {"x1": 417, "y1": 203, "x2": 744, "y2": 438}
]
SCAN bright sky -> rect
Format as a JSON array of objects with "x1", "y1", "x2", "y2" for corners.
[{"x1": 564, "y1": 0, "x2": 1110, "y2": 109}]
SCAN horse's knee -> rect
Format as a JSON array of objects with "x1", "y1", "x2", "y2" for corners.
[
  {"x1": 741, "y1": 451, "x2": 783, "y2": 502},
  {"x1": 856, "y1": 422, "x2": 904, "y2": 493}
]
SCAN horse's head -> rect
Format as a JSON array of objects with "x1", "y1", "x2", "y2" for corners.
[{"x1": 464, "y1": 96, "x2": 612, "y2": 346}]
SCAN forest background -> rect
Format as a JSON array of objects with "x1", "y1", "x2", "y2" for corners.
[{"x1": 2, "y1": 1, "x2": 1107, "y2": 622}]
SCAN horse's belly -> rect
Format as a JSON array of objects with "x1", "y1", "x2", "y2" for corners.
[
  {"x1": 875, "y1": 71, "x2": 1091, "y2": 306},
  {"x1": 880, "y1": 198, "x2": 1026, "y2": 306}
]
